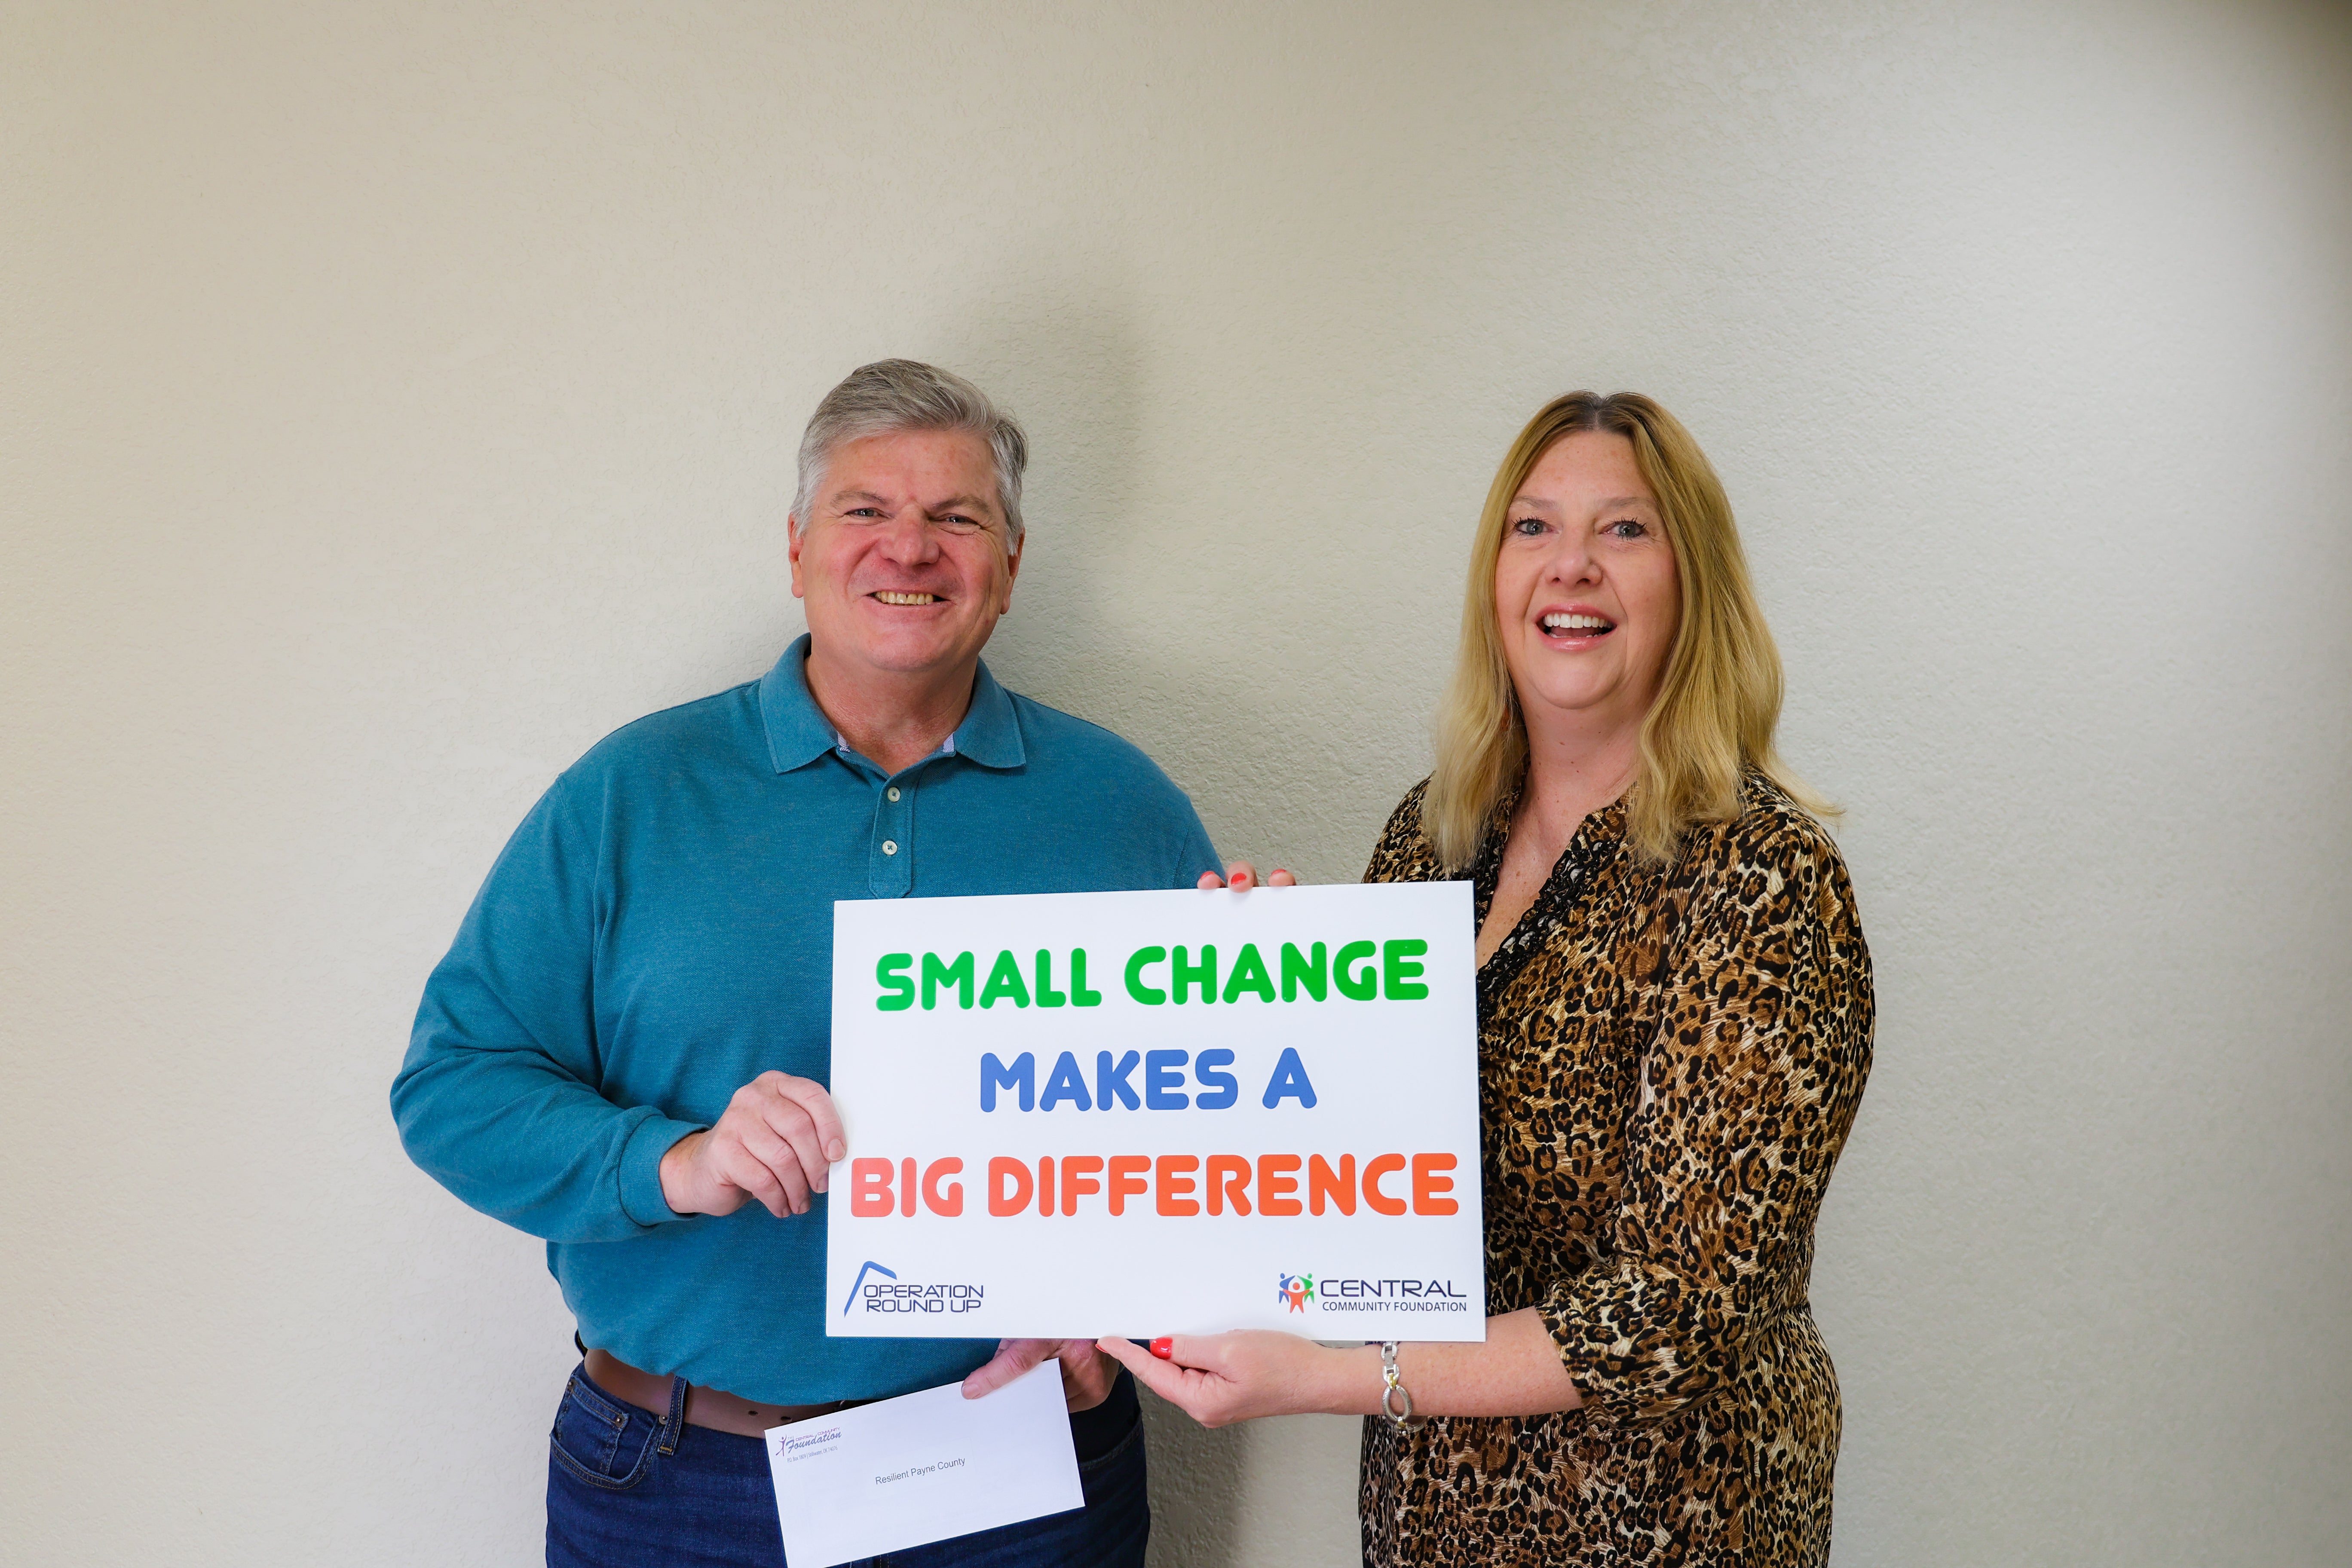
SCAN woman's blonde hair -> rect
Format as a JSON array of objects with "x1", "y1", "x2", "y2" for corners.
[{"x1": 1424, "y1": 391, "x2": 1831, "y2": 870}]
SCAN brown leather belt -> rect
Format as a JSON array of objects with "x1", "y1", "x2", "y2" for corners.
[{"x1": 585, "y1": 1348, "x2": 864, "y2": 1439}]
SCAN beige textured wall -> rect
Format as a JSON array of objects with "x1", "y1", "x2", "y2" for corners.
[{"x1": 6, "y1": 2, "x2": 2349, "y2": 1563}]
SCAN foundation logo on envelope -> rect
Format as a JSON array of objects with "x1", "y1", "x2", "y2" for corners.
[
  {"x1": 842, "y1": 1259, "x2": 988, "y2": 1318},
  {"x1": 772, "y1": 1424, "x2": 842, "y2": 1462}
]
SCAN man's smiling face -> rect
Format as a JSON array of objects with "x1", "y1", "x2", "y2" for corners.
[{"x1": 788, "y1": 429, "x2": 1021, "y2": 682}]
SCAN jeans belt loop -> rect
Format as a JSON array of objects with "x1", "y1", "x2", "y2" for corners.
[{"x1": 658, "y1": 1372, "x2": 688, "y2": 1456}]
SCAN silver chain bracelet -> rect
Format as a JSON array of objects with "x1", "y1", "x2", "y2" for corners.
[{"x1": 1379, "y1": 1340, "x2": 1423, "y2": 1428}]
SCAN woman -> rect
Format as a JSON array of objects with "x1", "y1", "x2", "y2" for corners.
[{"x1": 1103, "y1": 392, "x2": 1874, "y2": 1565}]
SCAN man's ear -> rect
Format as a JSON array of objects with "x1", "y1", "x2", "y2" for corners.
[
  {"x1": 787, "y1": 514, "x2": 807, "y2": 600},
  {"x1": 998, "y1": 531, "x2": 1023, "y2": 611}
]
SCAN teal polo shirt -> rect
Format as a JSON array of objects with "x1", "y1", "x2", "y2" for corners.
[{"x1": 393, "y1": 637, "x2": 1221, "y2": 1403}]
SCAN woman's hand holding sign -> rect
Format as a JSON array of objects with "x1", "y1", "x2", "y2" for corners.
[
  {"x1": 1098, "y1": 1311, "x2": 1583, "y2": 1427},
  {"x1": 660, "y1": 1070, "x2": 848, "y2": 1218},
  {"x1": 1101, "y1": 1331, "x2": 1357, "y2": 1426},
  {"x1": 1196, "y1": 862, "x2": 1296, "y2": 891}
]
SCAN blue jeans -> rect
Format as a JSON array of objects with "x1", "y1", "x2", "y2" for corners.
[{"x1": 545, "y1": 1361, "x2": 1148, "y2": 1568}]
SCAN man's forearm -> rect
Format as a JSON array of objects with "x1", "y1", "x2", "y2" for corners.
[{"x1": 392, "y1": 1046, "x2": 701, "y2": 1241}]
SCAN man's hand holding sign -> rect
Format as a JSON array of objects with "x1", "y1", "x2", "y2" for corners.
[{"x1": 658, "y1": 1072, "x2": 848, "y2": 1219}]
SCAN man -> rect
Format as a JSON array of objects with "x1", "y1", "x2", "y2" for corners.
[{"x1": 393, "y1": 360, "x2": 1223, "y2": 1566}]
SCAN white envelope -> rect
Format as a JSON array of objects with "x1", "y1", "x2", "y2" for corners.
[{"x1": 764, "y1": 1362, "x2": 1084, "y2": 1568}]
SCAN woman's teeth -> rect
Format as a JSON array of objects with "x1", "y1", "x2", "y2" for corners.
[
  {"x1": 1541, "y1": 612, "x2": 1613, "y2": 634},
  {"x1": 874, "y1": 591, "x2": 939, "y2": 606}
]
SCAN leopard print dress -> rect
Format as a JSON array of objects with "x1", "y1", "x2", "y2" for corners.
[{"x1": 1358, "y1": 773, "x2": 1873, "y2": 1567}]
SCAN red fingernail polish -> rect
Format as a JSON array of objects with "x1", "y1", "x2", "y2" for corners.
[{"x1": 1150, "y1": 1337, "x2": 1173, "y2": 1360}]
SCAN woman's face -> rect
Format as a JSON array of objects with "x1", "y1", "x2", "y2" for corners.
[{"x1": 1492, "y1": 430, "x2": 1682, "y2": 738}]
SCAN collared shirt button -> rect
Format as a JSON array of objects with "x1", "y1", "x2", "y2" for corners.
[
  {"x1": 882, "y1": 840, "x2": 898, "y2": 855},
  {"x1": 887, "y1": 787, "x2": 901, "y2": 801}
]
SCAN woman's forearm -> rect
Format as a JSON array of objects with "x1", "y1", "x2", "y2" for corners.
[
  {"x1": 1311, "y1": 1308, "x2": 1582, "y2": 1419},
  {"x1": 1100, "y1": 1309, "x2": 1584, "y2": 1426}
]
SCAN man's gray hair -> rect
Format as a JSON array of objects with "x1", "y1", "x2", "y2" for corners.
[{"x1": 791, "y1": 359, "x2": 1029, "y2": 539}]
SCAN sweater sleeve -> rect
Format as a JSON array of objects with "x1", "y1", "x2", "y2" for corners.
[
  {"x1": 1170, "y1": 807, "x2": 1223, "y2": 890},
  {"x1": 1537, "y1": 814, "x2": 1873, "y2": 1427},
  {"x1": 389, "y1": 773, "x2": 707, "y2": 1243}
]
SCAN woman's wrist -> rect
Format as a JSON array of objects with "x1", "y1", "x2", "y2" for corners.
[{"x1": 1313, "y1": 1343, "x2": 1386, "y2": 1417}]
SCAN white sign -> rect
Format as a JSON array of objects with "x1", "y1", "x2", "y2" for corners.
[
  {"x1": 825, "y1": 882, "x2": 1484, "y2": 1341},
  {"x1": 766, "y1": 1363, "x2": 1083, "y2": 1568}
]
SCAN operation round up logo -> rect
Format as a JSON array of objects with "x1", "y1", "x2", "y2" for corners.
[{"x1": 842, "y1": 1259, "x2": 987, "y2": 1317}]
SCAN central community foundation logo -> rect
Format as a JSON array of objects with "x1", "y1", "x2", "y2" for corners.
[{"x1": 1278, "y1": 1273, "x2": 1315, "y2": 1312}]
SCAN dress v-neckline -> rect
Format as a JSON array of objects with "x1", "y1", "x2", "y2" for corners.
[{"x1": 1469, "y1": 794, "x2": 1622, "y2": 1016}]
